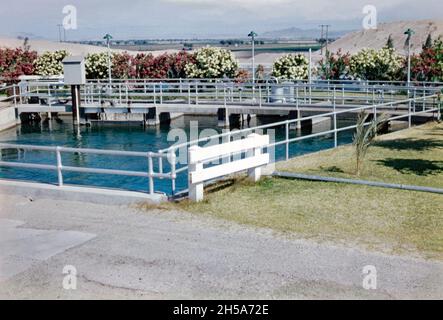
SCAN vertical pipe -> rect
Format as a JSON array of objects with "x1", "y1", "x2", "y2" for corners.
[
  {"x1": 333, "y1": 87, "x2": 337, "y2": 148},
  {"x1": 170, "y1": 151, "x2": 176, "y2": 195},
  {"x1": 259, "y1": 84, "x2": 262, "y2": 108},
  {"x1": 148, "y1": 153, "x2": 154, "y2": 194},
  {"x1": 56, "y1": 146, "x2": 63, "y2": 186},
  {"x1": 160, "y1": 82, "x2": 163, "y2": 105},
  {"x1": 285, "y1": 122, "x2": 289, "y2": 160}
]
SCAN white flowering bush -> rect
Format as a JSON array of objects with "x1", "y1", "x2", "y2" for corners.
[
  {"x1": 85, "y1": 53, "x2": 109, "y2": 79},
  {"x1": 272, "y1": 54, "x2": 309, "y2": 80},
  {"x1": 35, "y1": 50, "x2": 69, "y2": 76},
  {"x1": 349, "y1": 48, "x2": 404, "y2": 81},
  {"x1": 185, "y1": 47, "x2": 239, "y2": 78}
]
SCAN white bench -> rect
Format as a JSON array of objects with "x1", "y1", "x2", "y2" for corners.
[{"x1": 188, "y1": 133, "x2": 270, "y2": 202}]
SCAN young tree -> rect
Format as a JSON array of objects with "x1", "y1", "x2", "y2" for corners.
[
  {"x1": 386, "y1": 34, "x2": 394, "y2": 49},
  {"x1": 423, "y1": 33, "x2": 433, "y2": 50},
  {"x1": 353, "y1": 111, "x2": 388, "y2": 175}
]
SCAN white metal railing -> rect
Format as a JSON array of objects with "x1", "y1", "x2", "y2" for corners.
[
  {"x1": 0, "y1": 144, "x2": 177, "y2": 195},
  {"x1": 159, "y1": 94, "x2": 441, "y2": 194},
  {"x1": 0, "y1": 80, "x2": 441, "y2": 197},
  {"x1": 15, "y1": 79, "x2": 442, "y2": 111}
]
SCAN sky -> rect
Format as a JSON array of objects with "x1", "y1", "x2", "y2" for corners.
[{"x1": 0, "y1": 0, "x2": 442, "y2": 40}]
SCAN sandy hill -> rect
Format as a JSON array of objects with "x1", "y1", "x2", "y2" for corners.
[
  {"x1": 0, "y1": 37, "x2": 181, "y2": 57},
  {"x1": 327, "y1": 20, "x2": 443, "y2": 55}
]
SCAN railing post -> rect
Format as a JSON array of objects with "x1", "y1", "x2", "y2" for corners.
[
  {"x1": 169, "y1": 151, "x2": 176, "y2": 195},
  {"x1": 188, "y1": 146, "x2": 203, "y2": 202},
  {"x1": 259, "y1": 84, "x2": 262, "y2": 108},
  {"x1": 333, "y1": 88, "x2": 337, "y2": 148},
  {"x1": 195, "y1": 83, "x2": 199, "y2": 106},
  {"x1": 188, "y1": 83, "x2": 191, "y2": 106},
  {"x1": 285, "y1": 122, "x2": 289, "y2": 160},
  {"x1": 13, "y1": 85, "x2": 17, "y2": 108},
  {"x1": 153, "y1": 84, "x2": 157, "y2": 105},
  {"x1": 247, "y1": 136, "x2": 263, "y2": 182},
  {"x1": 159, "y1": 82, "x2": 163, "y2": 104},
  {"x1": 148, "y1": 152, "x2": 154, "y2": 195},
  {"x1": 56, "y1": 146, "x2": 63, "y2": 187}
]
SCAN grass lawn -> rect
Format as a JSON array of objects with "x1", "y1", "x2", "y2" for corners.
[
  {"x1": 278, "y1": 121, "x2": 443, "y2": 189},
  {"x1": 172, "y1": 122, "x2": 443, "y2": 260}
]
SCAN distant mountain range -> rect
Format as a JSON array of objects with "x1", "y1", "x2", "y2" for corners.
[{"x1": 261, "y1": 27, "x2": 352, "y2": 40}]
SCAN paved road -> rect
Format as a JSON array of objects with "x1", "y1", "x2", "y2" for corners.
[{"x1": 0, "y1": 193, "x2": 441, "y2": 299}]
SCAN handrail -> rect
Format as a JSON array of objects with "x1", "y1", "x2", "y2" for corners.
[{"x1": 0, "y1": 143, "x2": 177, "y2": 195}]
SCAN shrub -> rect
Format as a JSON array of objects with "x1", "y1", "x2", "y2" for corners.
[
  {"x1": 411, "y1": 39, "x2": 443, "y2": 82},
  {"x1": 85, "y1": 52, "x2": 109, "y2": 79},
  {"x1": 167, "y1": 51, "x2": 195, "y2": 78},
  {"x1": 349, "y1": 48, "x2": 404, "y2": 81},
  {"x1": 112, "y1": 52, "x2": 136, "y2": 79},
  {"x1": 134, "y1": 53, "x2": 168, "y2": 78},
  {"x1": 318, "y1": 50, "x2": 351, "y2": 80},
  {"x1": 35, "y1": 50, "x2": 69, "y2": 76},
  {"x1": 0, "y1": 48, "x2": 37, "y2": 81},
  {"x1": 185, "y1": 47, "x2": 239, "y2": 78},
  {"x1": 271, "y1": 53, "x2": 309, "y2": 80}
]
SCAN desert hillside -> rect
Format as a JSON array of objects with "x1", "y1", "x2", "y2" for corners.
[
  {"x1": 327, "y1": 20, "x2": 443, "y2": 55},
  {"x1": 0, "y1": 37, "x2": 181, "y2": 57}
]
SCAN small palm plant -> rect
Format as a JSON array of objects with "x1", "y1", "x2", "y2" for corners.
[{"x1": 353, "y1": 111, "x2": 388, "y2": 175}]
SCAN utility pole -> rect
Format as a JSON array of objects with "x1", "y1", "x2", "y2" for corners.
[
  {"x1": 319, "y1": 25, "x2": 324, "y2": 55},
  {"x1": 325, "y1": 24, "x2": 330, "y2": 55},
  {"x1": 319, "y1": 24, "x2": 331, "y2": 56},
  {"x1": 57, "y1": 24, "x2": 63, "y2": 42}
]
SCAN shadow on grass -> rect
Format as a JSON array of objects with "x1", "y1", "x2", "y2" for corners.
[
  {"x1": 320, "y1": 166, "x2": 345, "y2": 173},
  {"x1": 374, "y1": 138, "x2": 443, "y2": 151},
  {"x1": 376, "y1": 158, "x2": 443, "y2": 176}
]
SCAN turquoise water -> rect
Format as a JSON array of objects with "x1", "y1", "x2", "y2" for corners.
[{"x1": 0, "y1": 116, "x2": 355, "y2": 195}]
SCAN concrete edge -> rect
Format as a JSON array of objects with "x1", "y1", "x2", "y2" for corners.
[
  {"x1": 273, "y1": 171, "x2": 443, "y2": 194},
  {"x1": 0, "y1": 179, "x2": 167, "y2": 205}
]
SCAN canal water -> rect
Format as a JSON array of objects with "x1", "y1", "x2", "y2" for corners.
[{"x1": 0, "y1": 116, "x2": 355, "y2": 195}]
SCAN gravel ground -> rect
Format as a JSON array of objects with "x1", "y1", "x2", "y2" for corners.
[{"x1": 0, "y1": 193, "x2": 442, "y2": 299}]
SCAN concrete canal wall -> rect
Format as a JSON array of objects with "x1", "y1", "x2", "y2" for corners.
[{"x1": 0, "y1": 106, "x2": 18, "y2": 132}]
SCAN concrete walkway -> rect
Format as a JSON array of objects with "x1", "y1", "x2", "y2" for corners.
[{"x1": 0, "y1": 193, "x2": 441, "y2": 299}]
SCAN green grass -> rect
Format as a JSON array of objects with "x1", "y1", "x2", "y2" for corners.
[
  {"x1": 278, "y1": 122, "x2": 443, "y2": 189},
  {"x1": 171, "y1": 122, "x2": 443, "y2": 260}
]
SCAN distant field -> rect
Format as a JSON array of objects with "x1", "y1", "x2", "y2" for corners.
[{"x1": 113, "y1": 42, "x2": 321, "y2": 53}]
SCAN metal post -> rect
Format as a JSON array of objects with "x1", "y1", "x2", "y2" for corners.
[
  {"x1": 169, "y1": 151, "x2": 176, "y2": 195},
  {"x1": 333, "y1": 87, "x2": 337, "y2": 148},
  {"x1": 13, "y1": 85, "x2": 17, "y2": 108},
  {"x1": 259, "y1": 84, "x2": 262, "y2": 108},
  {"x1": 148, "y1": 153, "x2": 154, "y2": 195},
  {"x1": 56, "y1": 146, "x2": 63, "y2": 186},
  {"x1": 285, "y1": 122, "x2": 289, "y2": 160}
]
